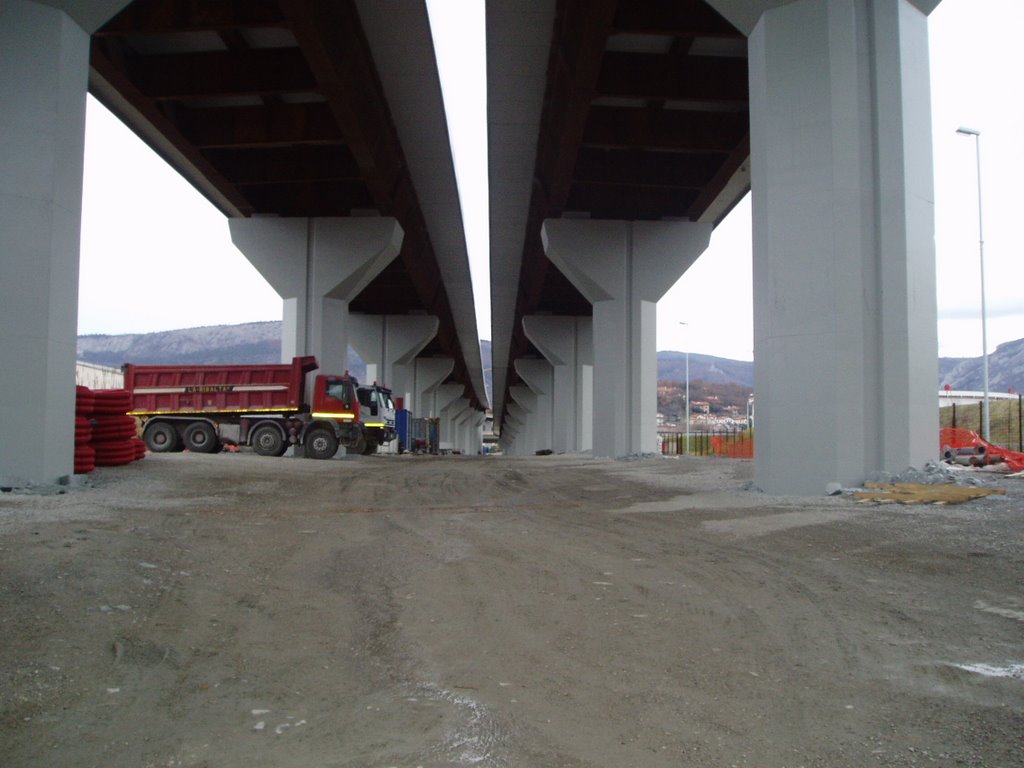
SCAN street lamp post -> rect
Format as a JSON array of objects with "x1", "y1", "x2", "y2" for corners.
[
  {"x1": 679, "y1": 322, "x2": 689, "y2": 454},
  {"x1": 956, "y1": 126, "x2": 990, "y2": 442}
]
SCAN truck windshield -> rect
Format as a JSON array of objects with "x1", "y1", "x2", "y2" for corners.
[{"x1": 326, "y1": 380, "x2": 353, "y2": 403}]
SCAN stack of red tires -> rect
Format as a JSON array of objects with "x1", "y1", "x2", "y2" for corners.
[
  {"x1": 74, "y1": 387, "x2": 147, "y2": 474},
  {"x1": 75, "y1": 386, "x2": 97, "y2": 474}
]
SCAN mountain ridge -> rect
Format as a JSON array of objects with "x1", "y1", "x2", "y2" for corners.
[{"x1": 77, "y1": 322, "x2": 1024, "y2": 395}]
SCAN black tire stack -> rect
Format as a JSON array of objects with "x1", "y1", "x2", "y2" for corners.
[{"x1": 74, "y1": 387, "x2": 147, "y2": 474}]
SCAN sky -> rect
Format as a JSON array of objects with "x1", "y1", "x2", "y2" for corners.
[{"x1": 79, "y1": 0, "x2": 1023, "y2": 364}]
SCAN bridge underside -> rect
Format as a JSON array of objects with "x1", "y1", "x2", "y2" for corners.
[
  {"x1": 489, "y1": 0, "x2": 941, "y2": 493},
  {"x1": 1, "y1": 0, "x2": 943, "y2": 493}
]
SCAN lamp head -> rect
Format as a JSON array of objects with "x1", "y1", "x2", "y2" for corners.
[{"x1": 956, "y1": 126, "x2": 980, "y2": 136}]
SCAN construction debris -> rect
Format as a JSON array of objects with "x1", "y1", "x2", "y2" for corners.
[{"x1": 853, "y1": 482, "x2": 1007, "y2": 505}]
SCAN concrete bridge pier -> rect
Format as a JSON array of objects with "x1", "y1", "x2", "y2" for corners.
[
  {"x1": 505, "y1": 410, "x2": 526, "y2": 456},
  {"x1": 747, "y1": 0, "x2": 938, "y2": 494},
  {"x1": 442, "y1": 397, "x2": 470, "y2": 451},
  {"x1": 508, "y1": 385, "x2": 540, "y2": 456},
  {"x1": 0, "y1": 1, "x2": 128, "y2": 486},
  {"x1": 228, "y1": 217, "x2": 403, "y2": 381},
  {"x1": 542, "y1": 220, "x2": 711, "y2": 458},
  {"x1": 432, "y1": 384, "x2": 464, "y2": 448},
  {"x1": 523, "y1": 316, "x2": 593, "y2": 454},
  {"x1": 349, "y1": 314, "x2": 438, "y2": 412},
  {"x1": 414, "y1": 358, "x2": 454, "y2": 421},
  {"x1": 454, "y1": 407, "x2": 479, "y2": 454},
  {"x1": 514, "y1": 359, "x2": 554, "y2": 454}
]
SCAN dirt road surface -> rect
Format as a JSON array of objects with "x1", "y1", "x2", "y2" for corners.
[{"x1": 1, "y1": 452, "x2": 1021, "y2": 767}]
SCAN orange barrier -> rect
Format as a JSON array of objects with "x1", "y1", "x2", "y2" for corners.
[
  {"x1": 940, "y1": 427, "x2": 1024, "y2": 472},
  {"x1": 711, "y1": 434, "x2": 754, "y2": 459}
]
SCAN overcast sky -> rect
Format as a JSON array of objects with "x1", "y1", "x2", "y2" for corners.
[{"x1": 79, "y1": 0, "x2": 1023, "y2": 363}]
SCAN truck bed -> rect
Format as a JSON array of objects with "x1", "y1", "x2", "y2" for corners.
[{"x1": 124, "y1": 356, "x2": 318, "y2": 416}]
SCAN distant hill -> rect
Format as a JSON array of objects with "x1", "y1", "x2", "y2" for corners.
[
  {"x1": 938, "y1": 337, "x2": 1024, "y2": 394},
  {"x1": 657, "y1": 351, "x2": 753, "y2": 388},
  {"x1": 77, "y1": 322, "x2": 1024, "y2": 395}
]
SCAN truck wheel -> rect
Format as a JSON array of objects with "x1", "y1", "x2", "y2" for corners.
[
  {"x1": 184, "y1": 422, "x2": 219, "y2": 453},
  {"x1": 304, "y1": 427, "x2": 338, "y2": 460},
  {"x1": 362, "y1": 440, "x2": 378, "y2": 455},
  {"x1": 251, "y1": 424, "x2": 287, "y2": 457},
  {"x1": 144, "y1": 422, "x2": 179, "y2": 453}
]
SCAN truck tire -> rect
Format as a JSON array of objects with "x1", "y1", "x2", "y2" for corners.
[
  {"x1": 144, "y1": 422, "x2": 179, "y2": 453},
  {"x1": 184, "y1": 422, "x2": 219, "y2": 453},
  {"x1": 251, "y1": 424, "x2": 287, "y2": 457},
  {"x1": 304, "y1": 427, "x2": 338, "y2": 460},
  {"x1": 362, "y1": 440, "x2": 378, "y2": 455}
]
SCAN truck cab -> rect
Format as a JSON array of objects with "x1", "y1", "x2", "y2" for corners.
[{"x1": 356, "y1": 382, "x2": 397, "y2": 454}]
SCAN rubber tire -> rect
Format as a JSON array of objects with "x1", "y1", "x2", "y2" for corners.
[
  {"x1": 144, "y1": 422, "x2": 179, "y2": 453},
  {"x1": 251, "y1": 424, "x2": 287, "y2": 457},
  {"x1": 304, "y1": 427, "x2": 338, "y2": 460},
  {"x1": 362, "y1": 440, "x2": 378, "y2": 456},
  {"x1": 184, "y1": 422, "x2": 219, "y2": 453}
]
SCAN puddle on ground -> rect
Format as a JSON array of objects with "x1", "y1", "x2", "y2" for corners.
[
  {"x1": 412, "y1": 682, "x2": 510, "y2": 766},
  {"x1": 951, "y1": 662, "x2": 1024, "y2": 680}
]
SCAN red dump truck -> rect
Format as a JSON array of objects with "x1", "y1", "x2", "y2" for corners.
[{"x1": 124, "y1": 356, "x2": 383, "y2": 460}]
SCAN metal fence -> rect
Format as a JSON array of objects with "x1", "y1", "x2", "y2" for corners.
[
  {"x1": 940, "y1": 395, "x2": 1023, "y2": 452},
  {"x1": 658, "y1": 428, "x2": 754, "y2": 458}
]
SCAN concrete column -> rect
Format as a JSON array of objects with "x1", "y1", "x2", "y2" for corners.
[
  {"x1": 473, "y1": 412, "x2": 486, "y2": 455},
  {"x1": 0, "y1": 2, "x2": 92, "y2": 486},
  {"x1": 514, "y1": 359, "x2": 554, "y2": 453},
  {"x1": 542, "y1": 220, "x2": 711, "y2": 457},
  {"x1": 749, "y1": 0, "x2": 938, "y2": 494},
  {"x1": 349, "y1": 314, "x2": 438, "y2": 410},
  {"x1": 414, "y1": 358, "x2": 454, "y2": 417},
  {"x1": 455, "y1": 410, "x2": 477, "y2": 455},
  {"x1": 523, "y1": 316, "x2": 594, "y2": 453},
  {"x1": 442, "y1": 398, "x2": 470, "y2": 450},
  {"x1": 451, "y1": 406, "x2": 473, "y2": 453},
  {"x1": 229, "y1": 217, "x2": 403, "y2": 376},
  {"x1": 504, "y1": 405, "x2": 526, "y2": 456},
  {"x1": 433, "y1": 386, "x2": 464, "y2": 449},
  {"x1": 509, "y1": 385, "x2": 539, "y2": 455}
]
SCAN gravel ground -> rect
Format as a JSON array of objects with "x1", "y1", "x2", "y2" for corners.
[{"x1": 1, "y1": 451, "x2": 1021, "y2": 767}]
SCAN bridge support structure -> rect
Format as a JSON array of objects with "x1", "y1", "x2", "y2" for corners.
[
  {"x1": 349, "y1": 314, "x2": 438, "y2": 413},
  {"x1": 414, "y1": 358, "x2": 454, "y2": 419},
  {"x1": 0, "y1": 1, "x2": 121, "y2": 486},
  {"x1": 229, "y1": 217, "x2": 402, "y2": 384},
  {"x1": 508, "y1": 385, "x2": 540, "y2": 456},
  {"x1": 514, "y1": 359, "x2": 554, "y2": 454},
  {"x1": 542, "y1": 220, "x2": 711, "y2": 458},
  {"x1": 748, "y1": 0, "x2": 938, "y2": 494},
  {"x1": 523, "y1": 316, "x2": 593, "y2": 454}
]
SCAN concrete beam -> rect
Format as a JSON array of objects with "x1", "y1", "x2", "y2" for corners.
[{"x1": 705, "y1": 0, "x2": 941, "y2": 36}]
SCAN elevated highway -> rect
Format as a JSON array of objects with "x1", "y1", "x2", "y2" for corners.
[{"x1": 2, "y1": 0, "x2": 945, "y2": 494}]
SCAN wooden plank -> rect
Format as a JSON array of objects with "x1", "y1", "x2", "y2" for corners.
[{"x1": 853, "y1": 483, "x2": 1007, "y2": 505}]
